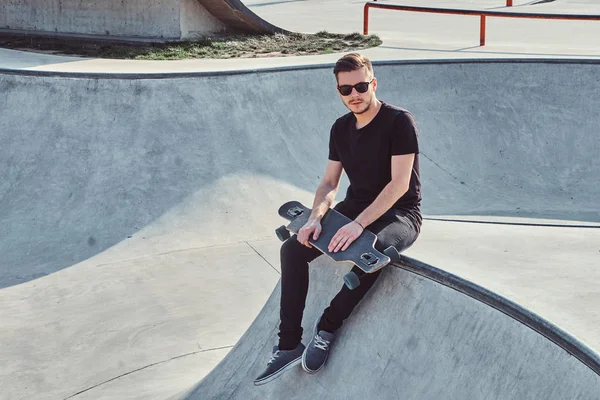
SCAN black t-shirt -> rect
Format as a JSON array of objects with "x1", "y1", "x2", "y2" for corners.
[{"x1": 328, "y1": 101, "x2": 421, "y2": 222}]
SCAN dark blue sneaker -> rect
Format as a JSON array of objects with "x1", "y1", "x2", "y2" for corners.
[
  {"x1": 254, "y1": 344, "x2": 305, "y2": 386},
  {"x1": 302, "y1": 319, "x2": 335, "y2": 374}
]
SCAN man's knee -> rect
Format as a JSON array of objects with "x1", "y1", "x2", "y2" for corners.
[
  {"x1": 280, "y1": 235, "x2": 301, "y2": 257},
  {"x1": 280, "y1": 236, "x2": 319, "y2": 267},
  {"x1": 372, "y1": 218, "x2": 419, "y2": 253}
]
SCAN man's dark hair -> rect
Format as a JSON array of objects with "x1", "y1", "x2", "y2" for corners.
[{"x1": 333, "y1": 53, "x2": 374, "y2": 81}]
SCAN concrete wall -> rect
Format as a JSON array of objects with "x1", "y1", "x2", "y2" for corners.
[
  {"x1": 0, "y1": 0, "x2": 225, "y2": 40},
  {"x1": 181, "y1": 0, "x2": 224, "y2": 39}
]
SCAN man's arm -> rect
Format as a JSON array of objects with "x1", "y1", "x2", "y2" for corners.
[
  {"x1": 309, "y1": 160, "x2": 344, "y2": 221},
  {"x1": 297, "y1": 160, "x2": 343, "y2": 248},
  {"x1": 328, "y1": 153, "x2": 415, "y2": 253}
]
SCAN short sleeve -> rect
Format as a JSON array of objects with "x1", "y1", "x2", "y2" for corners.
[
  {"x1": 328, "y1": 124, "x2": 340, "y2": 161},
  {"x1": 391, "y1": 112, "x2": 419, "y2": 156}
]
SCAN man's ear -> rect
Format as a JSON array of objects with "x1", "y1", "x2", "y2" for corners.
[{"x1": 372, "y1": 76, "x2": 378, "y2": 91}]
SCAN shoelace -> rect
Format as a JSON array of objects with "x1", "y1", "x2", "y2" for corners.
[
  {"x1": 314, "y1": 334, "x2": 330, "y2": 351},
  {"x1": 267, "y1": 350, "x2": 280, "y2": 365}
]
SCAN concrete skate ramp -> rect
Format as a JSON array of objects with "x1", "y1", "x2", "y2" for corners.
[
  {"x1": 178, "y1": 256, "x2": 600, "y2": 399},
  {"x1": 1, "y1": 60, "x2": 598, "y2": 288},
  {"x1": 1, "y1": 60, "x2": 599, "y2": 398},
  {"x1": 196, "y1": 0, "x2": 288, "y2": 34}
]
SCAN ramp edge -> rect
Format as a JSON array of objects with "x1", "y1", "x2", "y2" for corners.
[
  {"x1": 395, "y1": 255, "x2": 600, "y2": 376},
  {"x1": 1, "y1": 57, "x2": 600, "y2": 79}
]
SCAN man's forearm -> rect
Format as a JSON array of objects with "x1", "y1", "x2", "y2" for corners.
[
  {"x1": 310, "y1": 183, "x2": 338, "y2": 221},
  {"x1": 355, "y1": 181, "x2": 408, "y2": 228}
]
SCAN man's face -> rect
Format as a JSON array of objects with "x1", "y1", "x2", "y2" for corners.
[{"x1": 336, "y1": 67, "x2": 377, "y2": 115}]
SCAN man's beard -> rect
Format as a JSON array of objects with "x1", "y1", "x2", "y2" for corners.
[{"x1": 347, "y1": 98, "x2": 372, "y2": 115}]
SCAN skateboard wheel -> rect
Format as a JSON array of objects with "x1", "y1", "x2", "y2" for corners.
[
  {"x1": 384, "y1": 246, "x2": 401, "y2": 262},
  {"x1": 344, "y1": 272, "x2": 361, "y2": 290},
  {"x1": 275, "y1": 226, "x2": 290, "y2": 242}
]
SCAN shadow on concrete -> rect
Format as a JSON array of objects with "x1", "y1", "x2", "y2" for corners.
[
  {"x1": 0, "y1": 48, "x2": 87, "y2": 70},
  {"x1": 247, "y1": 0, "x2": 308, "y2": 8}
]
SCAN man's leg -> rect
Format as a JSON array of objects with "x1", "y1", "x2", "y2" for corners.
[
  {"x1": 254, "y1": 235, "x2": 321, "y2": 385},
  {"x1": 318, "y1": 212, "x2": 420, "y2": 333},
  {"x1": 301, "y1": 211, "x2": 420, "y2": 374},
  {"x1": 278, "y1": 235, "x2": 321, "y2": 349}
]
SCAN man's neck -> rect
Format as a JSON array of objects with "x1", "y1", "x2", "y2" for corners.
[{"x1": 355, "y1": 99, "x2": 382, "y2": 129}]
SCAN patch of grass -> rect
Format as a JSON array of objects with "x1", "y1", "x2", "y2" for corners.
[{"x1": 0, "y1": 31, "x2": 382, "y2": 60}]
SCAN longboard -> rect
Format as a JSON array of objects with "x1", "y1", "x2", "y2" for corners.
[{"x1": 276, "y1": 200, "x2": 399, "y2": 289}]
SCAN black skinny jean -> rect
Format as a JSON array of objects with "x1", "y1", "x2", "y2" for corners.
[{"x1": 278, "y1": 201, "x2": 421, "y2": 350}]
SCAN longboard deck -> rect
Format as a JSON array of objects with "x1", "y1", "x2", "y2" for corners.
[{"x1": 277, "y1": 200, "x2": 390, "y2": 273}]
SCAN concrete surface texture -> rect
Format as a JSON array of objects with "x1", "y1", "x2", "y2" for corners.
[
  {"x1": 177, "y1": 259, "x2": 600, "y2": 400},
  {"x1": 1, "y1": 59, "x2": 599, "y2": 399},
  {"x1": 0, "y1": 0, "x2": 284, "y2": 40}
]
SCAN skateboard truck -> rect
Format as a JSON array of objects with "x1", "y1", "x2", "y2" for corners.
[
  {"x1": 360, "y1": 253, "x2": 379, "y2": 267},
  {"x1": 287, "y1": 206, "x2": 304, "y2": 218},
  {"x1": 344, "y1": 246, "x2": 401, "y2": 290}
]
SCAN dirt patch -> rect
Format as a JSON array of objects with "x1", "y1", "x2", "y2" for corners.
[{"x1": 0, "y1": 32, "x2": 382, "y2": 60}]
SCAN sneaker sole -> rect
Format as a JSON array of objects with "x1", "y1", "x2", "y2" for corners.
[{"x1": 253, "y1": 356, "x2": 302, "y2": 386}]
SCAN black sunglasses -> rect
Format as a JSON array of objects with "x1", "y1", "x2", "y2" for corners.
[{"x1": 337, "y1": 79, "x2": 373, "y2": 96}]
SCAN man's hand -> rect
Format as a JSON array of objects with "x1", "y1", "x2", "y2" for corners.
[
  {"x1": 328, "y1": 221, "x2": 364, "y2": 253},
  {"x1": 297, "y1": 219, "x2": 322, "y2": 248}
]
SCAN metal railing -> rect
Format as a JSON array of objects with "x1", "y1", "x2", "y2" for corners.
[
  {"x1": 363, "y1": 3, "x2": 600, "y2": 46},
  {"x1": 373, "y1": 0, "x2": 515, "y2": 5}
]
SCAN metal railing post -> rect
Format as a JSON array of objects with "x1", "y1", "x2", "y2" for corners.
[
  {"x1": 480, "y1": 15, "x2": 487, "y2": 46},
  {"x1": 364, "y1": 4, "x2": 370, "y2": 35}
]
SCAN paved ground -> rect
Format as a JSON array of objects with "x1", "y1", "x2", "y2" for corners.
[{"x1": 0, "y1": 1, "x2": 599, "y2": 399}]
